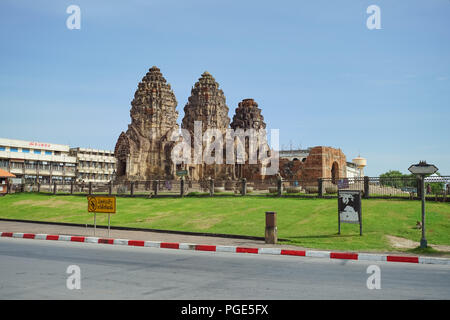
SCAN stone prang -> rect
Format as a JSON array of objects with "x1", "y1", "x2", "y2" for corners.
[
  {"x1": 230, "y1": 99, "x2": 270, "y2": 180},
  {"x1": 181, "y1": 72, "x2": 232, "y2": 180},
  {"x1": 182, "y1": 71, "x2": 230, "y2": 135},
  {"x1": 114, "y1": 66, "x2": 179, "y2": 180},
  {"x1": 230, "y1": 98, "x2": 266, "y2": 131}
]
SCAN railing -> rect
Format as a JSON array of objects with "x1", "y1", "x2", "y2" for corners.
[
  {"x1": 319, "y1": 176, "x2": 450, "y2": 201},
  {"x1": 4, "y1": 176, "x2": 450, "y2": 202}
]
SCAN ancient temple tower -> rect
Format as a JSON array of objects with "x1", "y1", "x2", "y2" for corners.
[
  {"x1": 182, "y1": 71, "x2": 230, "y2": 134},
  {"x1": 181, "y1": 71, "x2": 232, "y2": 180},
  {"x1": 230, "y1": 98, "x2": 269, "y2": 179},
  {"x1": 114, "y1": 66, "x2": 179, "y2": 180},
  {"x1": 230, "y1": 98, "x2": 266, "y2": 131}
]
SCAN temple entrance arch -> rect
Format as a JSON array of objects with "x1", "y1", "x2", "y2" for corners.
[{"x1": 117, "y1": 159, "x2": 126, "y2": 176}]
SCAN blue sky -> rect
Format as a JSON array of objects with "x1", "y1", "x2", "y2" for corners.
[{"x1": 0, "y1": 0, "x2": 449, "y2": 176}]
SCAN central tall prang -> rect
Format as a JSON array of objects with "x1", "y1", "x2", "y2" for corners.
[
  {"x1": 182, "y1": 71, "x2": 230, "y2": 135},
  {"x1": 181, "y1": 71, "x2": 232, "y2": 180}
]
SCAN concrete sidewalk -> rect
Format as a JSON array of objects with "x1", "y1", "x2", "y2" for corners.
[
  {"x1": 1, "y1": 220, "x2": 449, "y2": 259},
  {"x1": 0, "y1": 220, "x2": 303, "y2": 251}
]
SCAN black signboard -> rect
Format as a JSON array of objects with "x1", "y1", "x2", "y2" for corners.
[{"x1": 338, "y1": 190, "x2": 362, "y2": 236}]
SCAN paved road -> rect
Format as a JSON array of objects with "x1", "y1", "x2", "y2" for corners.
[{"x1": 0, "y1": 237, "x2": 449, "y2": 299}]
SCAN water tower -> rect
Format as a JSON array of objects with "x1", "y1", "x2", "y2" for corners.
[{"x1": 352, "y1": 156, "x2": 367, "y2": 177}]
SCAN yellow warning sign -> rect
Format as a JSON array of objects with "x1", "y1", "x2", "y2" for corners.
[{"x1": 87, "y1": 196, "x2": 116, "y2": 214}]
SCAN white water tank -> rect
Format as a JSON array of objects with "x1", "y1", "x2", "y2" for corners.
[{"x1": 352, "y1": 157, "x2": 367, "y2": 169}]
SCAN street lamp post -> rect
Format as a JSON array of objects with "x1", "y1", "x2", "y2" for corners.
[{"x1": 408, "y1": 161, "x2": 438, "y2": 248}]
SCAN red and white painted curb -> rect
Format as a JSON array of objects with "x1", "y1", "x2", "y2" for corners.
[{"x1": 2, "y1": 231, "x2": 449, "y2": 266}]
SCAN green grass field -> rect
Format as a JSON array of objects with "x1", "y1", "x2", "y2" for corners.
[{"x1": 0, "y1": 193, "x2": 449, "y2": 253}]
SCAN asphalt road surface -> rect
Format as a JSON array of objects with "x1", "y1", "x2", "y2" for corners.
[{"x1": 0, "y1": 237, "x2": 449, "y2": 299}]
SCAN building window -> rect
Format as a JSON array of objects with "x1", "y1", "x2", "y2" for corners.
[
  {"x1": 25, "y1": 161, "x2": 37, "y2": 169},
  {"x1": 39, "y1": 162, "x2": 50, "y2": 170},
  {"x1": 22, "y1": 148, "x2": 30, "y2": 153},
  {"x1": 10, "y1": 148, "x2": 18, "y2": 152},
  {"x1": 0, "y1": 146, "x2": 6, "y2": 151},
  {"x1": 0, "y1": 159, "x2": 8, "y2": 168},
  {"x1": 11, "y1": 162, "x2": 23, "y2": 169},
  {"x1": 34, "y1": 150, "x2": 41, "y2": 154},
  {"x1": 45, "y1": 151, "x2": 52, "y2": 155}
]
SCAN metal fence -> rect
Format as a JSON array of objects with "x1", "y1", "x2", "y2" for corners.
[
  {"x1": 4, "y1": 176, "x2": 450, "y2": 202},
  {"x1": 320, "y1": 176, "x2": 450, "y2": 201}
]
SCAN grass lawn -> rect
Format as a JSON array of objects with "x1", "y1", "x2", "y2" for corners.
[{"x1": 0, "y1": 193, "x2": 449, "y2": 253}]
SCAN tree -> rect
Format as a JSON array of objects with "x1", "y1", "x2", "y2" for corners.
[
  {"x1": 379, "y1": 170, "x2": 416, "y2": 189},
  {"x1": 426, "y1": 172, "x2": 445, "y2": 195}
]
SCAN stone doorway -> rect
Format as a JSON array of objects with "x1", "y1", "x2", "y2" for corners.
[
  {"x1": 331, "y1": 161, "x2": 339, "y2": 184},
  {"x1": 117, "y1": 159, "x2": 126, "y2": 177}
]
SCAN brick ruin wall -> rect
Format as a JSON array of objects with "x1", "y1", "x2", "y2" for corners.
[{"x1": 279, "y1": 146, "x2": 347, "y2": 182}]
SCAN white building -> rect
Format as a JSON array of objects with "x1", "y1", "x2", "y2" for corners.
[
  {"x1": 0, "y1": 137, "x2": 77, "y2": 183},
  {"x1": 346, "y1": 162, "x2": 362, "y2": 179},
  {"x1": 69, "y1": 147, "x2": 116, "y2": 183},
  {"x1": 0, "y1": 138, "x2": 117, "y2": 184}
]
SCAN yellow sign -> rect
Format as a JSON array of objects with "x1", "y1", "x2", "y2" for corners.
[{"x1": 87, "y1": 196, "x2": 116, "y2": 214}]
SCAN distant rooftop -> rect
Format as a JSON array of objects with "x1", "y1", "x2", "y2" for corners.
[{"x1": 279, "y1": 148, "x2": 311, "y2": 155}]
